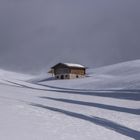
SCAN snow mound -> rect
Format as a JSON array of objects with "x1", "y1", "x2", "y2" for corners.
[
  {"x1": 0, "y1": 69, "x2": 33, "y2": 86},
  {"x1": 0, "y1": 60, "x2": 140, "y2": 140},
  {"x1": 40, "y1": 59, "x2": 140, "y2": 90}
]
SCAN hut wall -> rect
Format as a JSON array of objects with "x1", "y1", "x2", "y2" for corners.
[
  {"x1": 70, "y1": 68, "x2": 85, "y2": 75},
  {"x1": 69, "y1": 74, "x2": 85, "y2": 79},
  {"x1": 54, "y1": 68, "x2": 70, "y2": 75}
]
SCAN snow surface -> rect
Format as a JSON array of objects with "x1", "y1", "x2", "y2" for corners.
[
  {"x1": 0, "y1": 60, "x2": 140, "y2": 140},
  {"x1": 40, "y1": 59, "x2": 140, "y2": 90},
  {"x1": 0, "y1": 69, "x2": 33, "y2": 86}
]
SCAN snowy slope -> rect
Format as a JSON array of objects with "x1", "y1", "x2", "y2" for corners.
[
  {"x1": 0, "y1": 69, "x2": 33, "y2": 86},
  {"x1": 0, "y1": 60, "x2": 140, "y2": 140},
  {"x1": 39, "y1": 59, "x2": 140, "y2": 90}
]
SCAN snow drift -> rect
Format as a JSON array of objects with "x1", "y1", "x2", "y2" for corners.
[
  {"x1": 38, "y1": 59, "x2": 140, "y2": 90},
  {"x1": 0, "y1": 60, "x2": 140, "y2": 140}
]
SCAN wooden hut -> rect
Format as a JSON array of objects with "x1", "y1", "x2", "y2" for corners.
[{"x1": 50, "y1": 63, "x2": 86, "y2": 79}]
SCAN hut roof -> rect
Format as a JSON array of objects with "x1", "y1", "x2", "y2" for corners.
[
  {"x1": 51, "y1": 63, "x2": 86, "y2": 69},
  {"x1": 64, "y1": 63, "x2": 85, "y2": 68}
]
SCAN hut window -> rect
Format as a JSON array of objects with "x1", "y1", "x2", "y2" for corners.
[
  {"x1": 65, "y1": 75, "x2": 68, "y2": 78},
  {"x1": 76, "y1": 75, "x2": 79, "y2": 78},
  {"x1": 56, "y1": 76, "x2": 59, "y2": 79}
]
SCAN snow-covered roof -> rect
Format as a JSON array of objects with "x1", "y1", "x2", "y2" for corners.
[
  {"x1": 64, "y1": 63, "x2": 85, "y2": 68},
  {"x1": 51, "y1": 63, "x2": 86, "y2": 69}
]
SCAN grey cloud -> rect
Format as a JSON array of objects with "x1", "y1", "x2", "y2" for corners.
[{"x1": 0, "y1": 0, "x2": 140, "y2": 73}]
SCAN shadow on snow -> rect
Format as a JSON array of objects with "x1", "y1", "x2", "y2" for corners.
[
  {"x1": 37, "y1": 83, "x2": 140, "y2": 101},
  {"x1": 30, "y1": 103, "x2": 140, "y2": 140},
  {"x1": 5, "y1": 80, "x2": 140, "y2": 101},
  {"x1": 40, "y1": 96, "x2": 140, "y2": 115},
  {"x1": 38, "y1": 83, "x2": 140, "y2": 93}
]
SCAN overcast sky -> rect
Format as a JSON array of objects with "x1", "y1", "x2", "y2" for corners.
[{"x1": 0, "y1": 0, "x2": 140, "y2": 73}]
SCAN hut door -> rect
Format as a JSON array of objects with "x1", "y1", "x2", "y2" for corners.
[{"x1": 61, "y1": 75, "x2": 64, "y2": 79}]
